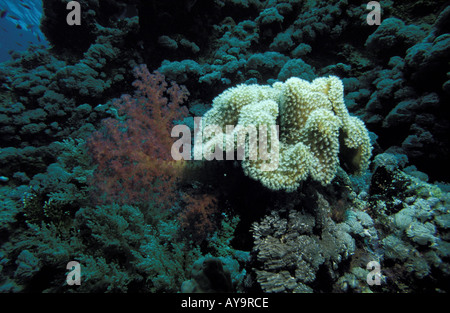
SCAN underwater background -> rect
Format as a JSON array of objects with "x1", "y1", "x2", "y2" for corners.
[{"x1": 0, "y1": 0, "x2": 449, "y2": 293}]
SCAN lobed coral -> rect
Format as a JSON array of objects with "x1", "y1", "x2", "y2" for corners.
[{"x1": 198, "y1": 76, "x2": 372, "y2": 191}]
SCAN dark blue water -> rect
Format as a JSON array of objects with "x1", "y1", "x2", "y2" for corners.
[{"x1": 0, "y1": 0, "x2": 48, "y2": 62}]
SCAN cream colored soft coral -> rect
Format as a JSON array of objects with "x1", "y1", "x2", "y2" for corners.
[{"x1": 198, "y1": 76, "x2": 372, "y2": 191}]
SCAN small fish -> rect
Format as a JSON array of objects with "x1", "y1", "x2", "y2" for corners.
[
  {"x1": 16, "y1": 42, "x2": 23, "y2": 47},
  {"x1": 36, "y1": 34, "x2": 41, "y2": 42},
  {"x1": 16, "y1": 24, "x2": 22, "y2": 30},
  {"x1": 20, "y1": 3, "x2": 31, "y2": 9},
  {"x1": 0, "y1": 10, "x2": 7, "y2": 18},
  {"x1": 0, "y1": 176, "x2": 9, "y2": 182},
  {"x1": 9, "y1": 15, "x2": 20, "y2": 20}
]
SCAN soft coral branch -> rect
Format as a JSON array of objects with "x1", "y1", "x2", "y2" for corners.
[
  {"x1": 87, "y1": 65, "x2": 189, "y2": 210},
  {"x1": 178, "y1": 193, "x2": 219, "y2": 244}
]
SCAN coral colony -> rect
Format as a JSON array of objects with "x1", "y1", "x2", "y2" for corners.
[{"x1": 0, "y1": 0, "x2": 449, "y2": 295}]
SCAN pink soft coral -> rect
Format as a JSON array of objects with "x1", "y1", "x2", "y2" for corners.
[
  {"x1": 178, "y1": 193, "x2": 219, "y2": 244},
  {"x1": 87, "y1": 65, "x2": 189, "y2": 209}
]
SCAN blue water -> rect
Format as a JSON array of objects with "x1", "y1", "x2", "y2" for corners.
[{"x1": 0, "y1": 0, "x2": 48, "y2": 62}]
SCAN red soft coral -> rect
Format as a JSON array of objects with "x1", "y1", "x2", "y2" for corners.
[
  {"x1": 178, "y1": 193, "x2": 219, "y2": 244},
  {"x1": 87, "y1": 65, "x2": 189, "y2": 210}
]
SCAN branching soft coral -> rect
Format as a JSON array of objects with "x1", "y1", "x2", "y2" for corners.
[
  {"x1": 87, "y1": 65, "x2": 189, "y2": 209},
  {"x1": 178, "y1": 193, "x2": 219, "y2": 244}
]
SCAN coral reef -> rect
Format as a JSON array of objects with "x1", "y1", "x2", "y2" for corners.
[
  {"x1": 367, "y1": 164, "x2": 450, "y2": 292},
  {"x1": 0, "y1": 0, "x2": 449, "y2": 295}
]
